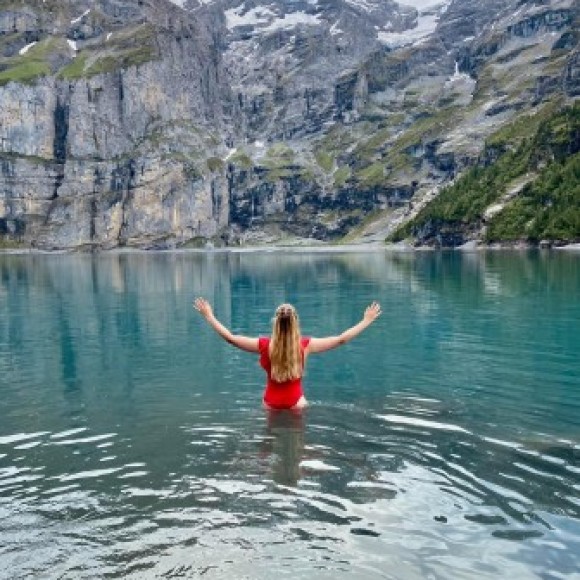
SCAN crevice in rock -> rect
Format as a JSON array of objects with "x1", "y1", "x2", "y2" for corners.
[
  {"x1": 53, "y1": 99, "x2": 69, "y2": 163},
  {"x1": 112, "y1": 158, "x2": 137, "y2": 246},
  {"x1": 51, "y1": 169, "x2": 64, "y2": 200},
  {"x1": 89, "y1": 198, "x2": 97, "y2": 241},
  {"x1": 211, "y1": 178, "x2": 221, "y2": 218},
  {"x1": 117, "y1": 71, "x2": 124, "y2": 120}
]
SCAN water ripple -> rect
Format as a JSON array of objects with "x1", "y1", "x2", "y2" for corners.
[{"x1": 1, "y1": 251, "x2": 579, "y2": 578}]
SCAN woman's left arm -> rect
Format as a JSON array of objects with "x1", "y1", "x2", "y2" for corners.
[{"x1": 194, "y1": 297, "x2": 259, "y2": 353}]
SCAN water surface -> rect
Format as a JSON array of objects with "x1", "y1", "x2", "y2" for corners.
[{"x1": 1, "y1": 250, "x2": 579, "y2": 578}]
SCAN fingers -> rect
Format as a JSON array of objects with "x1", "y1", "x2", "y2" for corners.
[
  {"x1": 193, "y1": 297, "x2": 208, "y2": 312},
  {"x1": 365, "y1": 301, "x2": 382, "y2": 319}
]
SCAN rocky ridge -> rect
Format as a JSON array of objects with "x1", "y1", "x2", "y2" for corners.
[{"x1": 0, "y1": 0, "x2": 578, "y2": 249}]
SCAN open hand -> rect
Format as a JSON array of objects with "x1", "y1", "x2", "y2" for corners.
[
  {"x1": 194, "y1": 297, "x2": 213, "y2": 320},
  {"x1": 363, "y1": 301, "x2": 382, "y2": 323}
]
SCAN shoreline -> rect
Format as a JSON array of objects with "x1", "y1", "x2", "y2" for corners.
[{"x1": 1, "y1": 241, "x2": 579, "y2": 255}]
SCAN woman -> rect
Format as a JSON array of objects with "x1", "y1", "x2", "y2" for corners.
[{"x1": 194, "y1": 298, "x2": 381, "y2": 410}]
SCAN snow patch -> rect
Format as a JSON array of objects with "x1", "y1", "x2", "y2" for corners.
[
  {"x1": 345, "y1": 0, "x2": 382, "y2": 13},
  {"x1": 225, "y1": 6, "x2": 321, "y2": 33},
  {"x1": 19, "y1": 42, "x2": 37, "y2": 55},
  {"x1": 398, "y1": 0, "x2": 446, "y2": 9},
  {"x1": 261, "y1": 12, "x2": 321, "y2": 33},
  {"x1": 71, "y1": 9, "x2": 90, "y2": 25},
  {"x1": 378, "y1": 13, "x2": 438, "y2": 47},
  {"x1": 168, "y1": 0, "x2": 209, "y2": 5},
  {"x1": 484, "y1": 203, "x2": 505, "y2": 220},
  {"x1": 446, "y1": 61, "x2": 472, "y2": 85},
  {"x1": 378, "y1": 0, "x2": 451, "y2": 48},
  {"x1": 223, "y1": 148, "x2": 237, "y2": 161},
  {"x1": 225, "y1": 6, "x2": 275, "y2": 30},
  {"x1": 330, "y1": 20, "x2": 343, "y2": 36}
]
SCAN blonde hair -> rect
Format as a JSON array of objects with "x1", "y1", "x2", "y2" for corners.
[{"x1": 269, "y1": 303, "x2": 302, "y2": 382}]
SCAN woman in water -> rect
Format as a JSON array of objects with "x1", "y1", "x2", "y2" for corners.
[{"x1": 194, "y1": 298, "x2": 381, "y2": 410}]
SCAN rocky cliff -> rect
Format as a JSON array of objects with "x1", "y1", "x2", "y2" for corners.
[
  {"x1": 1, "y1": 0, "x2": 232, "y2": 249},
  {"x1": 0, "y1": 0, "x2": 578, "y2": 249}
]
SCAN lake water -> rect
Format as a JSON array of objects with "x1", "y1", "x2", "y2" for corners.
[{"x1": 0, "y1": 250, "x2": 579, "y2": 579}]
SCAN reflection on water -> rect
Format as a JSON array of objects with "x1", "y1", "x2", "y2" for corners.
[
  {"x1": 0, "y1": 250, "x2": 579, "y2": 579},
  {"x1": 263, "y1": 410, "x2": 305, "y2": 487}
]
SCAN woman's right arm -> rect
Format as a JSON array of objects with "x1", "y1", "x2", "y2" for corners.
[
  {"x1": 307, "y1": 302, "x2": 381, "y2": 354},
  {"x1": 194, "y1": 297, "x2": 259, "y2": 353}
]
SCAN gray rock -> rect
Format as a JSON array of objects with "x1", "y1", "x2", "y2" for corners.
[{"x1": 0, "y1": 0, "x2": 577, "y2": 249}]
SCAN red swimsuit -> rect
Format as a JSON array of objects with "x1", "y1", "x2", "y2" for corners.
[{"x1": 259, "y1": 336, "x2": 311, "y2": 409}]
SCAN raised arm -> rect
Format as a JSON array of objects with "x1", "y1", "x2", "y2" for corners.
[
  {"x1": 194, "y1": 297, "x2": 259, "y2": 353},
  {"x1": 307, "y1": 302, "x2": 381, "y2": 354}
]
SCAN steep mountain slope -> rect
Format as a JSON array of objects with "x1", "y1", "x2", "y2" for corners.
[
  {"x1": 0, "y1": 0, "x2": 577, "y2": 249},
  {"x1": 188, "y1": 0, "x2": 578, "y2": 244},
  {"x1": 0, "y1": 0, "x2": 231, "y2": 249},
  {"x1": 389, "y1": 102, "x2": 579, "y2": 246}
]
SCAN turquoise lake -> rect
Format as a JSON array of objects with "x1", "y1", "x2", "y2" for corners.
[{"x1": 0, "y1": 250, "x2": 579, "y2": 579}]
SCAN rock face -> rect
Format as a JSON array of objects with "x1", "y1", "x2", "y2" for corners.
[
  {"x1": 0, "y1": 0, "x2": 578, "y2": 249},
  {"x1": 1, "y1": 0, "x2": 230, "y2": 249}
]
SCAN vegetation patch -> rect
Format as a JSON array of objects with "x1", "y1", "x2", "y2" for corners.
[
  {"x1": 486, "y1": 153, "x2": 580, "y2": 242},
  {"x1": 348, "y1": 106, "x2": 458, "y2": 188},
  {"x1": 206, "y1": 157, "x2": 224, "y2": 173},
  {"x1": 388, "y1": 102, "x2": 580, "y2": 244},
  {"x1": 541, "y1": 53, "x2": 571, "y2": 76},
  {"x1": 340, "y1": 208, "x2": 387, "y2": 243},
  {"x1": 333, "y1": 166, "x2": 351, "y2": 189},
  {"x1": 57, "y1": 53, "x2": 89, "y2": 79},
  {"x1": 356, "y1": 162, "x2": 386, "y2": 187},
  {"x1": 393, "y1": 107, "x2": 460, "y2": 153},
  {"x1": 229, "y1": 150, "x2": 253, "y2": 169},
  {"x1": 179, "y1": 236, "x2": 209, "y2": 249},
  {"x1": 264, "y1": 143, "x2": 294, "y2": 162},
  {"x1": 495, "y1": 44, "x2": 537, "y2": 65},
  {"x1": 182, "y1": 161, "x2": 202, "y2": 180},
  {"x1": 59, "y1": 24, "x2": 158, "y2": 79},
  {"x1": 0, "y1": 37, "x2": 64, "y2": 85},
  {"x1": 298, "y1": 166, "x2": 316, "y2": 182},
  {"x1": 261, "y1": 143, "x2": 295, "y2": 174},
  {"x1": 0, "y1": 238, "x2": 26, "y2": 250},
  {"x1": 0, "y1": 152, "x2": 52, "y2": 165},
  {"x1": 485, "y1": 100, "x2": 562, "y2": 148},
  {"x1": 354, "y1": 127, "x2": 394, "y2": 161},
  {"x1": 472, "y1": 66, "x2": 500, "y2": 103},
  {"x1": 263, "y1": 167, "x2": 294, "y2": 182},
  {"x1": 315, "y1": 150, "x2": 334, "y2": 173},
  {"x1": 317, "y1": 126, "x2": 356, "y2": 160}
]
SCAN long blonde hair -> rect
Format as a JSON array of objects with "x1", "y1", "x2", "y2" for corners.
[{"x1": 269, "y1": 303, "x2": 302, "y2": 382}]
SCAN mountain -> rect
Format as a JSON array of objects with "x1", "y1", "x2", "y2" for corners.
[
  {"x1": 0, "y1": 0, "x2": 577, "y2": 249},
  {"x1": 388, "y1": 102, "x2": 579, "y2": 247}
]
